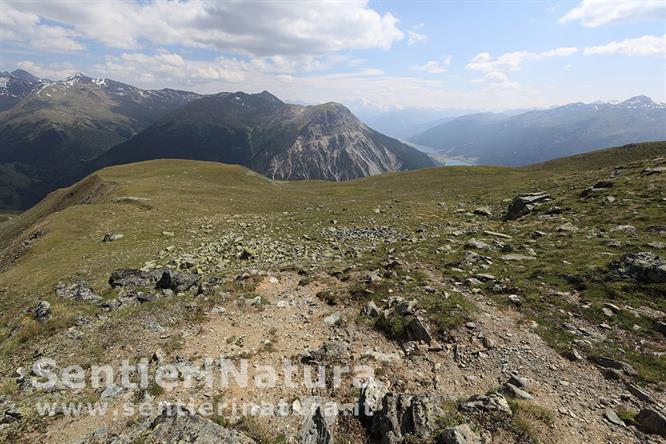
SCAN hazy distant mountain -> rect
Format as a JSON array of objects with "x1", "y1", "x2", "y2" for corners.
[
  {"x1": 410, "y1": 96, "x2": 666, "y2": 165},
  {"x1": 0, "y1": 71, "x2": 201, "y2": 208},
  {"x1": 98, "y1": 91, "x2": 436, "y2": 181}
]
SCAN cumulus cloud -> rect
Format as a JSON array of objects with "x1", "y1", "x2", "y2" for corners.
[
  {"x1": 412, "y1": 55, "x2": 452, "y2": 74},
  {"x1": 3, "y1": 0, "x2": 405, "y2": 55},
  {"x1": 583, "y1": 34, "x2": 666, "y2": 56},
  {"x1": 465, "y1": 47, "x2": 577, "y2": 73},
  {"x1": 560, "y1": 0, "x2": 666, "y2": 27},
  {"x1": 471, "y1": 71, "x2": 521, "y2": 90},
  {"x1": 0, "y1": 7, "x2": 84, "y2": 51}
]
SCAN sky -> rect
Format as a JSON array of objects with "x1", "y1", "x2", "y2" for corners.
[{"x1": 1, "y1": 0, "x2": 665, "y2": 112}]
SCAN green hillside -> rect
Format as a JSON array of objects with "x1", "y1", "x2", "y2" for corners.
[{"x1": 0, "y1": 141, "x2": 664, "y2": 442}]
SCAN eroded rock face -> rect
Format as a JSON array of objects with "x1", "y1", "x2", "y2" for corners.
[
  {"x1": 366, "y1": 392, "x2": 437, "y2": 444},
  {"x1": 607, "y1": 252, "x2": 666, "y2": 284},
  {"x1": 503, "y1": 192, "x2": 551, "y2": 220}
]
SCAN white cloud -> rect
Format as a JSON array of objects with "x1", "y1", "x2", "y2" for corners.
[
  {"x1": 471, "y1": 71, "x2": 521, "y2": 90},
  {"x1": 0, "y1": 7, "x2": 84, "y2": 51},
  {"x1": 412, "y1": 55, "x2": 452, "y2": 74},
  {"x1": 3, "y1": 0, "x2": 405, "y2": 56},
  {"x1": 407, "y1": 30, "x2": 427, "y2": 45},
  {"x1": 584, "y1": 34, "x2": 666, "y2": 56},
  {"x1": 15, "y1": 61, "x2": 78, "y2": 79},
  {"x1": 465, "y1": 47, "x2": 577, "y2": 73},
  {"x1": 560, "y1": 0, "x2": 666, "y2": 27}
]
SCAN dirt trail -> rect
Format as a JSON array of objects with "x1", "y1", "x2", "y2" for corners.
[{"x1": 39, "y1": 270, "x2": 663, "y2": 443}]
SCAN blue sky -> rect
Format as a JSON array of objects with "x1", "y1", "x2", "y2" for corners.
[{"x1": 1, "y1": 0, "x2": 664, "y2": 111}]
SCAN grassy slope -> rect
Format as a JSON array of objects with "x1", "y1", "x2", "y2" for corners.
[{"x1": 0, "y1": 141, "x2": 664, "y2": 382}]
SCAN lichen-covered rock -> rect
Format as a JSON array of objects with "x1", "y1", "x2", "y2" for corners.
[
  {"x1": 55, "y1": 280, "x2": 101, "y2": 302},
  {"x1": 607, "y1": 252, "x2": 666, "y2": 284}
]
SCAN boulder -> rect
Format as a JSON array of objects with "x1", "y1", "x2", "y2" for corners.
[
  {"x1": 460, "y1": 392, "x2": 512, "y2": 416},
  {"x1": 406, "y1": 317, "x2": 434, "y2": 344},
  {"x1": 504, "y1": 192, "x2": 551, "y2": 220},
  {"x1": 156, "y1": 269, "x2": 200, "y2": 293},
  {"x1": 464, "y1": 239, "x2": 490, "y2": 250},
  {"x1": 436, "y1": 424, "x2": 481, "y2": 444},
  {"x1": 0, "y1": 399, "x2": 22, "y2": 424},
  {"x1": 607, "y1": 252, "x2": 666, "y2": 284},
  {"x1": 32, "y1": 301, "x2": 51, "y2": 322},
  {"x1": 636, "y1": 408, "x2": 666, "y2": 437},
  {"x1": 102, "y1": 233, "x2": 123, "y2": 242}
]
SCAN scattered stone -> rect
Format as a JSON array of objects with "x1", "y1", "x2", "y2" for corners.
[
  {"x1": 501, "y1": 383, "x2": 533, "y2": 400},
  {"x1": 0, "y1": 399, "x2": 22, "y2": 424},
  {"x1": 507, "y1": 294, "x2": 522, "y2": 305},
  {"x1": 500, "y1": 254, "x2": 536, "y2": 262},
  {"x1": 324, "y1": 312, "x2": 342, "y2": 326},
  {"x1": 627, "y1": 384, "x2": 655, "y2": 404},
  {"x1": 436, "y1": 424, "x2": 481, "y2": 444},
  {"x1": 648, "y1": 241, "x2": 666, "y2": 250},
  {"x1": 591, "y1": 356, "x2": 637, "y2": 376},
  {"x1": 483, "y1": 230, "x2": 512, "y2": 239},
  {"x1": 361, "y1": 301, "x2": 381, "y2": 318},
  {"x1": 508, "y1": 374, "x2": 528, "y2": 389},
  {"x1": 473, "y1": 207, "x2": 492, "y2": 217},
  {"x1": 557, "y1": 222, "x2": 579, "y2": 233},
  {"x1": 102, "y1": 233, "x2": 124, "y2": 242},
  {"x1": 161, "y1": 231, "x2": 175, "y2": 237},
  {"x1": 465, "y1": 239, "x2": 490, "y2": 250},
  {"x1": 642, "y1": 167, "x2": 666, "y2": 175},
  {"x1": 604, "y1": 410, "x2": 625, "y2": 427}
]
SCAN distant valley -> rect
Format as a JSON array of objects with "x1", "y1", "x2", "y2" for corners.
[{"x1": 408, "y1": 97, "x2": 666, "y2": 166}]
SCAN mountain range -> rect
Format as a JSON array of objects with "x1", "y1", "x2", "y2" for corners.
[
  {"x1": 0, "y1": 70, "x2": 435, "y2": 210},
  {"x1": 409, "y1": 96, "x2": 666, "y2": 165}
]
